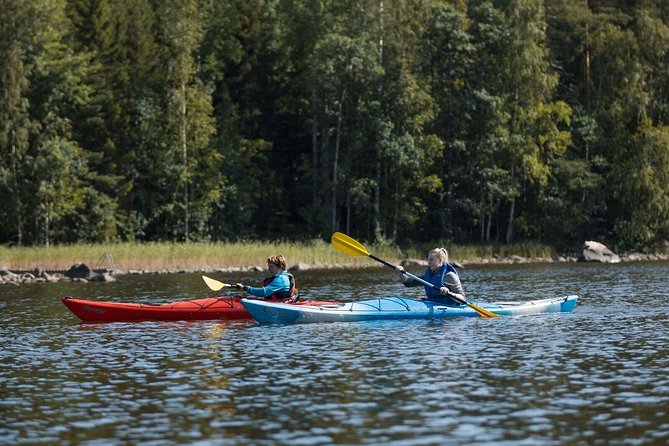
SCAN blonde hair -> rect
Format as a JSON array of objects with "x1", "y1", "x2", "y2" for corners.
[
  {"x1": 267, "y1": 255, "x2": 287, "y2": 270},
  {"x1": 428, "y1": 247, "x2": 449, "y2": 263}
]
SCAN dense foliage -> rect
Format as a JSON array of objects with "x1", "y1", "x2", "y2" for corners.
[{"x1": 2, "y1": 0, "x2": 669, "y2": 251}]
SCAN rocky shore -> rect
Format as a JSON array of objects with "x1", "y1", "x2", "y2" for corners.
[
  {"x1": 0, "y1": 263, "x2": 118, "y2": 286},
  {"x1": 2, "y1": 241, "x2": 667, "y2": 286}
]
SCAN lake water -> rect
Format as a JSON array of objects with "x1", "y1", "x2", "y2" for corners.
[{"x1": 1, "y1": 262, "x2": 668, "y2": 445}]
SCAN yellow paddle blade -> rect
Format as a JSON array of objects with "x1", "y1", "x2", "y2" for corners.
[
  {"x1": 466, "y1": 303, "x2": 501, "y2": 318},
  {"x1": 331, "y1": 232, "x2": 370, "y2": 257},
  {"x1": 202, "y1": 275, "x2": 231, "y2": 291}
]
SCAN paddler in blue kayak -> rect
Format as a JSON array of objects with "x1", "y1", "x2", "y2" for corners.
[
  {"x1": 396, "y1": 247, "x2": 466, "y2": 305},
  {"x1": 235, "y1": 254, "x2": 300, "y2": 302}
]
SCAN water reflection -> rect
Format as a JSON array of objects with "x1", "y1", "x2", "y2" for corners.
[{"x1": 1, "y1": 263, "x2": 668, "y2": 445}]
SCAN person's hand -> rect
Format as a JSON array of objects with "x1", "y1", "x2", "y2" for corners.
[
  {"x1": 396, "y1": 266, "x2": 408, "y2": 283},
  {"x1": 440, "y1": 287, "x2": 450, "y2": 296},
  {"x1": 235, "y1": 283, "x2": 245, "y2": 290}
]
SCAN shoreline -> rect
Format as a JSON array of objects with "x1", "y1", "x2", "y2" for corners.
[{"x1": 2, "y1": 251, "x2": 669, "y2": 286}]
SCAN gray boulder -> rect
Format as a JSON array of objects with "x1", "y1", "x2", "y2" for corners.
[
  {"x1": 89, "y1": 272, "x2": 116, "y2": 282},
  {"x1": 65, "y1": 263, "x2": 97, "y2": 280},
  {"x1": 579, "y1": 241, "x2": 621, "y2": 263},
  {"x1": 0, "y1": 266, "x2": 17, "y2": 278}
]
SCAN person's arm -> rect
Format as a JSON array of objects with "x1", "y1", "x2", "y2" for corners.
[
  {"x1": 245, "y1": 274, "x2": 290, "y2": 298},
  {"x1": 396, "y1": 266, "x2": 421, "y2": 288},
  {"x1": 439, "y1": 271, "x2": 466, "y2": 302}
]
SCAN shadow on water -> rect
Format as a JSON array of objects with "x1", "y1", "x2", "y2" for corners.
[{"x1": 1, "y1": 262, "x2": 668, "y2": 445}]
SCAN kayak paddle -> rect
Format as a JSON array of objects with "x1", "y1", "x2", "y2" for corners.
[
  {"x1": 330, "y1": 232, "x2": 500, "y2": 318},
  {"x1": 202, "y1": 275, "x2": 235, "y2": 291}
]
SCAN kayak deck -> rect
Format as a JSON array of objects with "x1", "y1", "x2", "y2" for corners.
[
  {"x1": 241, "y1": 295, "x2": 579, "y2": 324},
  {"x1": 62, "y1": 296, "x2": 335, "y2": 322}
]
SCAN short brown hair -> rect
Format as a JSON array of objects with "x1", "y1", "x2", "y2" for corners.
[{"x1": 267, "y1": 255, "x2": 287, "y2": 270}]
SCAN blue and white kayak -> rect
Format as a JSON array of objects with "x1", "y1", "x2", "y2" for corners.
[{"x1": 241, "y1": 295, "x2": 578, "y2": 324}]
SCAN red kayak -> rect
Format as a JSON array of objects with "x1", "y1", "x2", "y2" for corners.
[{"x1": 62, "y1": 296, "x2": 335, "y2": 322}]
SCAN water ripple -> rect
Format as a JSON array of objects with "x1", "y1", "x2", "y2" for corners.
[{"x1": 1, "y1": 263, "x2": 668, "y2": 445}]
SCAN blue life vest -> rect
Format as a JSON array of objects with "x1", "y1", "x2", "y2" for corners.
[{"x1": 421, "y1": 263, "x2": 460, "y2": 299}]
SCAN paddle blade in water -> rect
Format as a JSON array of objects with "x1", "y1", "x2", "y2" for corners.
[
  {"x1": 466, "y1": 302, "x2": 500, "y2": 318},
  {"x1": 331, "y1": 232, "x2": 370, "y2": 257}
]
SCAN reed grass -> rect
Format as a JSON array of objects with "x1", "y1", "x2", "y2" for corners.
[
  {"x1": 401, "y1": 242, "x2": 555, "y2": 262},
  {"x1": 0, "y1": 240, "x2": 406, "y2": 271},
  {"x1": 0, "y1": 239, "x2": 557, "y2": 272}
]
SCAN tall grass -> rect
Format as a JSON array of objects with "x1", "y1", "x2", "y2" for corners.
[
  {"x1": 0, "y1": 240, "x2": 405, "y2": 271},
  {"x1": 1, "y1": 238, "x2": 557, "y2": 272},
  {"x1": 402, "y1": 242, "x2": 556, "y2": 262}
]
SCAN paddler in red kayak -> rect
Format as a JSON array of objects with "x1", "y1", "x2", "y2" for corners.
[
  {"x1": 235, "y1": 254, "x2": 300, "y2": 302},
  {"x1": 396, "y1": 247, "x2": 466, "y2": 305}
]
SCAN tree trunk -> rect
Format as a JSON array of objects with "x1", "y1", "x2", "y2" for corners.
[
  {"x1": 346, "y1": 192, "x2": 351, "y2": 234},
  {"x1": 506, "y1": 165, "x2": 515, "y2": 243},
  {"x1": 321, "y1": 113, "x2": 330, "y2": 232},
  {"x1": 373, "y1": 157, "x2": 381, "y2": 237},
  {"x1": 181, "y1": 80, "x2": 189, "y2": 240},
  {"x1": 506, "y1": 196, "x2": 515, "y2": 243},
  {"x1": 311, "y1": 107, "x2": 319, "y2": 232},
  {"x1": 331, "y1": 89, "x2": 346, "y2": 233},
  {"x1": 44, "y1": 211, "x2": 49, "y2": 247},
  {"x1": 480, "y1": 206, "x2": 485, "y2": 242},
  {"x1": 485, "y1": 195, "x2": 493, "y2": 242},
  {"x1": 392, "y1": 171, "x2": 399, "y2": 241},
  {"x1": 11, "y1": 129, "x2": 22, "y2": 245},
  {"x1": 585, "y1": 0, "x2": 591, "y2": 112}
]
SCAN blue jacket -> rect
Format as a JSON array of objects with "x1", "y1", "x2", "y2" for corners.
[{"x1": 246, "y1": 270, "x2": 296, "y2": 299}]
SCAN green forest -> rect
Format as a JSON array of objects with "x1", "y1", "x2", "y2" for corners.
[{"x1": 2, "y1": 0, "x2": 669, "y2": 251}]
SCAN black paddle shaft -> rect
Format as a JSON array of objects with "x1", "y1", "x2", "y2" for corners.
[
  {"x1": 368, "y1": 254, "x2": 404, "y2": 273},
  {"x1": 368, "y1": 254, "x2": 440, "y2": 288}
]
